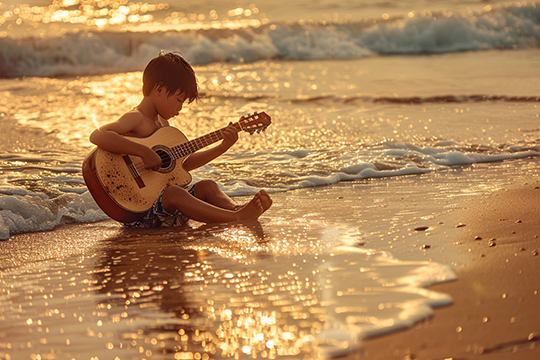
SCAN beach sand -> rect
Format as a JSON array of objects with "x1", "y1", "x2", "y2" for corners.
[
  {"x1": 357, "y1": 181, "x2": 540, "y2": 360},
  {"x1": 1, "y1": 177, "x2": 539, "y2": 359}
]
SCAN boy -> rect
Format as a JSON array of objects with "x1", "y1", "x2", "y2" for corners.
[{"x1": 89, "y1": 52, "x2": 272, "y2": 227}]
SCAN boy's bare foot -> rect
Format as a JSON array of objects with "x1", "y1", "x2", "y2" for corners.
[
  {"x1": 235, "y1": 190, "x2": 272, "y2": 220},
  {"x1": 257, "y1": 190, "x2": 273, "y2": 212},
  {"x1": 236, "y1": 196, "x2": 263, "y2": 220}
]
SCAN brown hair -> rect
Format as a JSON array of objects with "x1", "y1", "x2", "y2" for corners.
[{"x1": 142, "y1": 51, "x2": 199, "y2": 103}]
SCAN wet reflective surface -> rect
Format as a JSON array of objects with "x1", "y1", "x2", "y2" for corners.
[
  {"x1": 2, "y1": 157, "x2": 540, "y2": 358},
  {"x1": 1, "y1": 1, "x2": 539, "y2": 356},
  {"x1": 0, "y1": 181, "x2": 464, "y2": 359}
]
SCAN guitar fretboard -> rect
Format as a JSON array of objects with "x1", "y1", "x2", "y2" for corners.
[{"x1": 170, "y1": 123, "x2": 242, "y2": 159}]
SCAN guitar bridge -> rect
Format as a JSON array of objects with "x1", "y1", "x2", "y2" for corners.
[{"x1": 123, "y1": 155, "x2": 145, "y2": 188}]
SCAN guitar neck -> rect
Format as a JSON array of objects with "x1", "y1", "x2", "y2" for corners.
[{"x1": 171, "y1": 122, "x2": 242, "y2": 159}]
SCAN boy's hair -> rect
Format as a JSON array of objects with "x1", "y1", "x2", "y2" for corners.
[{"x1": 142, "y1": 51, "x2": 199, "y2": 103}]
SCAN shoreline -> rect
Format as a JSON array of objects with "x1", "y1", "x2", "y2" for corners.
[
  {"x1": 358, "y1": 181, "x2": 540, "y2": 359},
  {"x1": 1, "y1": 176, "x2": 540, "y2": 359}
]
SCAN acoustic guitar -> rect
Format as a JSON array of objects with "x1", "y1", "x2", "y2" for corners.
[{"x1": 82, "y1": 112, "x2": 271, "y2": 223}]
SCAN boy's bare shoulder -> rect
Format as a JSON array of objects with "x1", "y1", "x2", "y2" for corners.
[
  {"x1": 115, "y1": 108, "x2": 156, "y2": 137},
  {"x1": 118, "y1": 108, "x2": 145, "y2": 124}
]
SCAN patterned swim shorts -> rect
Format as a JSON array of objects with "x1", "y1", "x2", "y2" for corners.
[{"x1": 124, "y1": 185, "x2": 196, "y2": 228}]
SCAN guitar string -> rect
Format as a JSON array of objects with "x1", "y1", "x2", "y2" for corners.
[
  {"x1": 128, "y1": 117, "x2": 267, "y2": 175},
  {"x1": 130, "y1": 128, "x2": 227, "y2": 175}
]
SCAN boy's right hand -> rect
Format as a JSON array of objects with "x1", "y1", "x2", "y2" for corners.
[{"x1": 141, "y1": 147, "x2": 162, "y2": 171}]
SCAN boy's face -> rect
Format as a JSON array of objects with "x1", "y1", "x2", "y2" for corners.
[{"x1": 155, "y1": 86, "x2": 187, "y2": 120}]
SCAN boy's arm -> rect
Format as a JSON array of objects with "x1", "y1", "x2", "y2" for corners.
[
  {"x1": 182, "y1": 123, "x2": 238, "y2": 171},
  {"x1": 89, "y1": 113, "x2": 162, "y2": 171}
]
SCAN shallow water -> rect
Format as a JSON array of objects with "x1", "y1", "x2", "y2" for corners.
[
  {"x1": 1, "y1": 0, "x2": 540, "y2": 358},
  {"x1": 2, "y1": 159, "x2": 540, "y2": 359},
  {"x1": 1, "y1": 50, "x2": 539, "y2": 240},
  {"x1": 0, "y1": 188, "x2": 457, "y2": 360}
]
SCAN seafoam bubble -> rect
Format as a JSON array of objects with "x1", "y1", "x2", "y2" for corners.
[{"x1": 0, "y1": 191, "x2": 107, "y2": 240}]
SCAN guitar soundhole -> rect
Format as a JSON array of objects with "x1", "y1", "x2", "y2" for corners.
[
  {"x1": 156, "y1": 149, "x2": 171, "y2": 167},
  {"x1": 153, "y1": 146, "x2": 175, "y2": 173}
]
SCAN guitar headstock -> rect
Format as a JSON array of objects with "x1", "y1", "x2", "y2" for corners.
[{"x1": 238, "y1": 112, "x2": 272, "y2": 134}]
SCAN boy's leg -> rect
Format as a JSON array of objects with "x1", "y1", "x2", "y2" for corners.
[
  {"x1": 193, "y1": 180, "x2": 273, "y2": 213},
  {"x1": 161, "y1": 184, "x2": 266, "y2": 223},
  {"x1": 192, "y1": 180, "x2": 239, "y2": 210}
]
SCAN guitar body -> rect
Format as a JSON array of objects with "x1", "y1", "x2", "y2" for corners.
[{"x1": 82, "y1": 127, "x2": 192, "y2": 223}]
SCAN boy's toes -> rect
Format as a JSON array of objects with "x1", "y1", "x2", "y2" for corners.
[{"x1": 258, "y1": 190, "x2": 272, "y2": 212}]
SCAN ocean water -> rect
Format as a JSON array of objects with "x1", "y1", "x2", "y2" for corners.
[{"x1": 0, "y1": 0, "x2": 540, "y2": 358}]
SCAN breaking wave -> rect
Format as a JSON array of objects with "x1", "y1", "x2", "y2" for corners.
[{"x1": 1, "y1": 3, "x2": 539, "y2": 77}]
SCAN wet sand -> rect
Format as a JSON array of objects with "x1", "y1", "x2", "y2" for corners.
[
  {"x1": 1, "y1": 178, "x2": 539, "y2": 359},
  {"x1": 358, "y1": 182, "x2": 540, "y2": 359}
]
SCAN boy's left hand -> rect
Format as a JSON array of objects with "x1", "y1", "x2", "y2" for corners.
[{"x1": 220, "y1": 122, "x2": 239, "y2": 151}]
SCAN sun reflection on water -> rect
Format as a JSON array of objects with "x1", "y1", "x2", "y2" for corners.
[
  {"x1": 178, "y1": 256, "x2": 325, "y2": 359},
  {"x1": 0, "y1": 0, "x2": 168, "y2": 34},
  {"x1": 0, "y1": 217, "x2": 456, "y2": 359},
  {"x1": 0, "y1": 0, "x2": 264, "y2": 37}
]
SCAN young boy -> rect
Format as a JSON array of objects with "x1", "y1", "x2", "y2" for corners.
[{"x1": 89, "y1": 52, "x2": 272, "y2": 227}]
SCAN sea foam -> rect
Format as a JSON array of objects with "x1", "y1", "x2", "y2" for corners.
[
  {"x1": 0, "y1": 190, "x2": 107, "y2": 240},
  {"x1": 1, "y1": 144, "x2": 538, "y2": 240}
]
